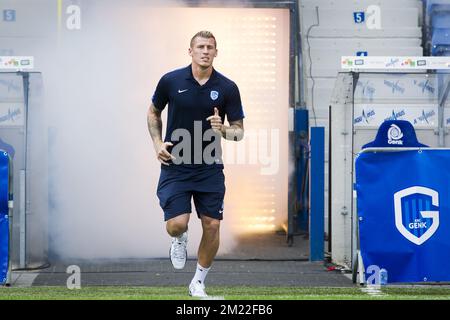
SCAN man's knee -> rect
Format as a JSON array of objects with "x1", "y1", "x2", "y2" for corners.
[
  {"x1": 201, "y1": 216, "x2": 220, "y2": 236},
  {"x1": 166, "y1": 215, "x2": 189, "y2": 237},
  {"x1": 166, "y1": 222, "x2": 187, "y2": 237}
]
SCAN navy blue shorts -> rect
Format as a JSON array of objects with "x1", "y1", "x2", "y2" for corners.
[{"x1": 157, "y1": 165, "x2": 225, "y2": 221}]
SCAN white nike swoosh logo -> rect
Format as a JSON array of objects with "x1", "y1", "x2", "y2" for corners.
[{"x1": 178, "y1": 89, "x2": 188, "y2": 93}]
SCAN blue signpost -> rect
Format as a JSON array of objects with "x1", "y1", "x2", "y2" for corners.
[{"x1": 356, "y1": 149, "x2": 450, "y2": 283}]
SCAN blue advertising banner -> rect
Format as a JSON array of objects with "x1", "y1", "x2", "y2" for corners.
[
  {"x1": 0, "y1": 151, "x2": 9, "y2": 285},
  {"x1": 356, "y1": 149, "x2": 450, "y2": 283}
]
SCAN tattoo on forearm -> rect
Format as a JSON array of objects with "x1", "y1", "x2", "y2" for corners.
[
  {"x1": 147, "y1": 106, "x2": 163, "y2": 144},
  {"x1": 223, "y1": 120, "x2": 244, "y2": 141}
]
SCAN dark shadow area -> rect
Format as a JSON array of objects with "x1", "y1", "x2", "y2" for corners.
[{"x1": 218, "y1": 231, "x2": 309, "y2": 261}]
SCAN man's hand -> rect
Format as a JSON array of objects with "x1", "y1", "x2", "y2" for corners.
[
  {"x1": 155, "y1": 141, "x2": 175, "y2": 166},
  {"x1": 206, "y1": 107, "x2": 223, "y2": 135}
]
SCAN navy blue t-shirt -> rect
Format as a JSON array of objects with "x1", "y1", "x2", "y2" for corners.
[{"x1": 152, "y1": 65, "x2": 245, "y2": 168}]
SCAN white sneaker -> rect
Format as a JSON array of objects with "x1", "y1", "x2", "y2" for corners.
[
  {"x1": 169, "y1": 232, "x2": 188, "y2": 269},
  {"x1": 189, "y1": 281, "x2": 208, "y2": 298}
]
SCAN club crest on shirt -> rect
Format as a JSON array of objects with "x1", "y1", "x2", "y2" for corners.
[{"x1": 210, "y1": 90, "x2": 219, "y2": 101}]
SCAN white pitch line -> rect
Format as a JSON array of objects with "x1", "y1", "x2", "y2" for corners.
[
  {"x1": 201, "y1": 296, "x2": 225, "y2": 300},
  {"x1": 361, "y1": 285, "x2": 386, "y2": 297}
]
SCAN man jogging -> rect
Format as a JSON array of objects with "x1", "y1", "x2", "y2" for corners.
[{"x1": 147, "y1": 31, "x2": 245, "y2": 297}]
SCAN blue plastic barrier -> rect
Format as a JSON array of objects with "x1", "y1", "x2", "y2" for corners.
[
  {"x1": 356, "y1": 149, "x2": 450, "y2": 283},
  {"x1": 0, "y1": 151, "x2": 10, "y2": 285}
]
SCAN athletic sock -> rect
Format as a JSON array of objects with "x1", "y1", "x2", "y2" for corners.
[
  {"x1": 191, "y1": 263, "x2": 211, "y2": 285},
  {"x1": 176, "y1": 231, "x2": 187, "y2": 242}
]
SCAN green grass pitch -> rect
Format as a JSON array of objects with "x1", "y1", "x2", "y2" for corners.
[{"x1": 0, "y1": 286, "x2": 449, "y2": 300}]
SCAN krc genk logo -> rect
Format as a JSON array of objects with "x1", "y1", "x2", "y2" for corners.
[
  {"x1": 394, "y1": 186, "x2": 440, "y2": 245},
  {"x1": 387, "y1": 124, "x2": 403, "y2": 145}
]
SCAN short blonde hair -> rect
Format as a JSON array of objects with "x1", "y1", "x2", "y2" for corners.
[{"x1": 190, "y1": 31, "x2": 217, "y2": 48}]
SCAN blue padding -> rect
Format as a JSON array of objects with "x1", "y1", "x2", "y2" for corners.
[
  {"x1": 0, "y1": 151, "x2": 10, "y2": 285},
  {"x1": 432, "y1": 28, "x2": 450, "y2": 45},
  {"x1": 431, "y1": 12, "x2": 450, "y2": 29},
  {"x1": 432, "y1": 46, "x2": 450, "y2": 56},
  {"x1": 429, "y1": 4, "x2": 450, "y2": 28},
  {"x1": 0, "y1": 215, "x2": 8, "y2": 284},
  {"x1": 362, "y1": 120, "x2": 428, "y2": 149},
  {"x1": 356, "y1": 150, "x2": 450, "y2": 282},
  {"x1": 432, "y1": 28, "x2": 450, "y2": 55},
  {"x1": 428, "y1": 2, "x2": 450, "y2": 16}
]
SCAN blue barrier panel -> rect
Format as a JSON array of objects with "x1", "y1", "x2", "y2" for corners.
[
  {"x1": 310, "y1": 127, "x2": 324, "y2": 262},
  {"x1": 0, "y1": 151, "x2": 9, "y2": 285},
  {"x1": 356, "y1": 149, "x2": 450, "y2": 283}
]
